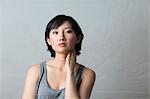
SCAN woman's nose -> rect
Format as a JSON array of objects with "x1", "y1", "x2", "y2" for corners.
[{"x1": 58, "y1": 33, "x2": 66, "y2": 41}]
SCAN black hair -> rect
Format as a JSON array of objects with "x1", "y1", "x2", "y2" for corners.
[{"x1": 45, "y1": 15, "x2": 84, "y2": 57}]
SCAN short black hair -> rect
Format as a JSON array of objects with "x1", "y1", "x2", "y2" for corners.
[{"x1": 45, "y1": 15, "x2": 84, "y2": 57}]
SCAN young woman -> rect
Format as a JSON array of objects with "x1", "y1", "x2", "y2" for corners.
[{"x1": 22, "y1": 15, "x2": 96, "y2": 99}]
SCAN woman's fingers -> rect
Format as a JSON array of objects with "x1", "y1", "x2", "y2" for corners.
[
  {"x1": 66, "y1": 51, "x2": 76, "y2": 63},
  {"x1": 65, "y1": 51, "x2": 76, "y2": 73},
  {"x1": 66, "y1": 53, "x2": 71, "y2": 64},
  {"x1": 70, "y1": 51, "x2": 76, "y2": 64}
]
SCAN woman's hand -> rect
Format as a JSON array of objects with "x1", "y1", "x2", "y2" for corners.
[
  {"x1": 65, "y1": 50, "x2": 76, "y2": 75},
  {"x1": 65, "y1": 50, "x2": 80, "y2": 99}
]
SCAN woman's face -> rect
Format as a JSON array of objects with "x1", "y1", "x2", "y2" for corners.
[{"x1": 47, "y1": 21, "x2": 78, "y2": 54}]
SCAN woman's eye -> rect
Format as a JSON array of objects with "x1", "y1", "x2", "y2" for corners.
[
  {"x1": 52, "y1": 31, "x2": 58, "y2": 34},
  {"x1": 66, "y1": 30, "x2": 72, "y2": 33}
]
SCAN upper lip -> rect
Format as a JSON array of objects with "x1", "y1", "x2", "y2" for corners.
[{"x1": 58, "y1": 42, "x2": 66, "y2": 45}]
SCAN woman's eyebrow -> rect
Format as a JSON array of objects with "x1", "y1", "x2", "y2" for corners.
[
  {"x1": 50, "y1": 27, "x2": 72, "y2": 32},
  {"x1": 50, "y1": 29, "x2": 57, "y2": 33},
  {"x1": 64, "y1": 27, "x2": 72, "y2": 30}
]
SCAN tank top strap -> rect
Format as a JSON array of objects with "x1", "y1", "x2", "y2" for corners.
[
  {"x1": 42, "y1": 61, "x2": 47, "y2": 76},
  {"x1": 36, "y1": 61, "x2": 46, "y2": 94},
  {"x1": 75, "y1": 64, "x2": 85, "y2": 90}
]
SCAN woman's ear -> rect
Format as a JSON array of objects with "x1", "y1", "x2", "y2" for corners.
[
  {"x1": 47, "y1": 38, "x2": 51, "y2": 45},
  {"x1": 76, "y1": 34, "x2": 82, "y2": 44}
]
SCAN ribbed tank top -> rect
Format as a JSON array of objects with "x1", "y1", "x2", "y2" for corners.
[{"x1": 36, "y1": 61, "x2": 84, "y2": 99}]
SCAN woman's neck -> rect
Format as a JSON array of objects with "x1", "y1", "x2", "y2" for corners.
[{"x1": 53, "y1": 53, "x2": 68, "y2": 67}]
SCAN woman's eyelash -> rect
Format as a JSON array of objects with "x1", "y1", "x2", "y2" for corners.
[
  {"x1": 52, "y1": 31, "x2": 58, "y2": 34},
  {"x1": 66, "y1": 30, "x2": 72, "y2": 33}
]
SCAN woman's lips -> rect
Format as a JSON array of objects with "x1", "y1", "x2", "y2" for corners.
[{"x1": 58, "y1": 43, "x2": 66, "y2": 47}]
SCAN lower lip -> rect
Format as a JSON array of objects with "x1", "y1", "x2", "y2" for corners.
[{"x1": 59, "y1": 44, "x2": 66, "y2": 47}]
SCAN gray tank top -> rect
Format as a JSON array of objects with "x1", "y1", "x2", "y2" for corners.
[{"x1": 36, "y1": 61, "x2": 84, "y2": 99}]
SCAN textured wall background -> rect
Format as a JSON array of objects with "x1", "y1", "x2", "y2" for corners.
[
  {"x1": 0, "y1": 0, "x2": 149, "y2": 99},
  {"x1": 148, "y1": 0, "x2": 149, "y2": 97}
]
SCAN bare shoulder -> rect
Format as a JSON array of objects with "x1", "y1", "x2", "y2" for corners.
[
  {"x1": 81, "y1": 65, "x2": 96, "y2": 81},
  {"x1": 78, "y1": 64, "x2": 96, "y2": 98},
  {"x1": 22, "y1": 64, "x2": 41, "y2": 99},
  {"x1": 27, "y1": 64, "x2": 40, "y2": 73},
  {"x1": 26, "y1": 64, "x2": 40, "y2": 79}
]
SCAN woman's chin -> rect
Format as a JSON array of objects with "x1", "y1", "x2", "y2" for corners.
[{"x1": 56, "y1": 49, "x2": 73, "y2": 54}]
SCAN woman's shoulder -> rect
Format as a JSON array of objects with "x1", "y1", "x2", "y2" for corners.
[
  {"x1": 80, "y1": 64, "x2": 96, "y2": 80},
  {"x1": 22, "y1": 63, "x2": 41, "y2": 98},
  {"x1": 31, "y1": 63, "x2": 40, "y2": 67},
  {"x1": 79, "y1": 64, "x2": 96, "y2": 90},
  {"x1": 28, "y1": 64, "x2": 40, "y2": 72},
  {"x1": 28, "y1": 60, "x2": 46, "y2": 72},
  {"x1": 26, "y1": 64, "x2": 41, "y2": 80}
]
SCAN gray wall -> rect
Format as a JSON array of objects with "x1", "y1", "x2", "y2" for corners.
[
  {"x1": 0, "y1": 0, "x2": 149, "y2": 99},
  {"x1": 148, "y1": 0, "x2": 150, "y2": 98}
]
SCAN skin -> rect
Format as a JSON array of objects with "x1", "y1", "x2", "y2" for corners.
[{"x1": 22, "y1": 21, "x2": 96, "y2": 99}]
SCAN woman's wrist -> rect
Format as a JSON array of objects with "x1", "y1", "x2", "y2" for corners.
[{"x1": 66, "y1": 72, "x2": 75, "y2": 78}]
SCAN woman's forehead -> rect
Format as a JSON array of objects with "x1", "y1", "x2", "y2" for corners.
[
  {"x1": 60, "y1": 21, "x2": 72, "y2": 27},
  {"x1": 51, "y1": 21, "x2": 73, "y2": 30}
]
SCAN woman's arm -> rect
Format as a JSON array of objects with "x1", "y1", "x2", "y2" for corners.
[
  {"x1": 22, "y1": 65, "x2": 40, "y2": 99},
  {"x1": 78, "y1": 68, "x2": 96, "y2": 99},
  {"x1": 65, "y1": 72, "x2": 80, "y2": 99},
  {"x1": 65, "y1": 52, "x2": 80, "y2": 99},
  {"x1": 65, "y1": 66, "x2": 96, "y2": 99},
  {"x1": 65, "y1": 52, "x2": 96, "y2": 99}
]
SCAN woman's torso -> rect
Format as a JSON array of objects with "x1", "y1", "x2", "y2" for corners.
[{"x1": 36, "y1": 61, "x2": 84, "y2": 99}]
